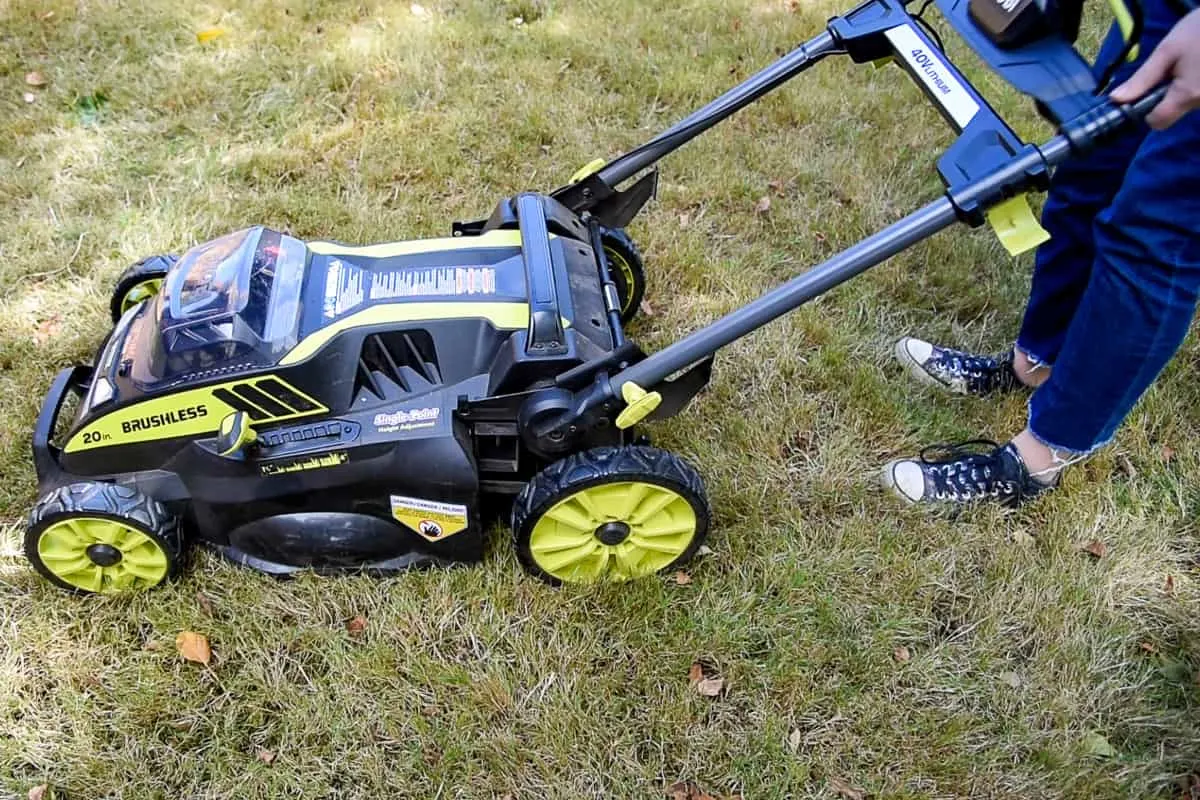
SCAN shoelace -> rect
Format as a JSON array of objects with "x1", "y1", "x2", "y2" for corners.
[{"x1": 918, "y1": 439, "x2": 1017, "y2": 501}]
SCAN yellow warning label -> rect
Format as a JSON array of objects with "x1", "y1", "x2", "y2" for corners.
[{"x1": 390, "y1": 495, "x2": 468, "y2": 541}]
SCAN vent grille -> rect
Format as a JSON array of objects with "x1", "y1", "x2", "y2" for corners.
[{"x1": 354, "y1": 331, "x2": 442, "y2": 402}]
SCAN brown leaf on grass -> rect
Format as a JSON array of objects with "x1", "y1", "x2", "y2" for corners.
[
  {"x1": 674, "y1": 570, "x2": 692, "y2": 586},
  {"x1": 196, "y1": 591, "x2": 214, "y2": 616},
  {"x1": 1140, "y1": 641, "x2": 1158, "y2": 654},
  {"x1": 829, "y1": 776, "x2": 866, "y2": 800},
  {"x1": 1117, "y1": 453, "x2": 1137, "y2": 479},
  {"x1": 346, "y1": 615, "x2": 367, "y2": 636},
  {"x1": 25, "y1": 71, "x2": 47, "y2": 87},
  {"x1": 639, "y1": 299, "x2": 655, "y2": 317},
  {"x1": 28, "y1": 785, "x2": 47, "y2": 800},
  {"x1": 814, "y1": 231, "x2": 827, "y2": 243},
  {"x1": 696, "y1": 677, "x2": 725, "y2": 697},
  {"x1": 33, "y1": 314, "x2": 61, "y2": 345},
  {"x1": 1165, "y1": 574, "x2": 1176, "y2": 596},
  {"x1": 687, "y1": 662, "x2": 704, "y2": 684},
  {"x1": 664, "y1": 781, "x2": 718, "y2": 800},
  {"x1": 768, "y1": 179, "x2": 785, "y2": 195},
  {"x1": 893, "y1": 646, "x2": 911, "y2": 663},
  {"x1": 1161, "y1": 444, "x2": 1176, "y2": 462},
  {"x1": 1081, "y1": 539, "x2": 1107, "y2": 559},
  {"x1": 787, "y1": 728, "x2": 803, "y2": 752},
  {"x1": 175, "y1": 631, "x2": 211, "y2": 664},
  {"x1": 754, "y1": 195, "x2": 771, "y2": 215},
  {"x1": 256, "y1": 749, "x2": 276, "y2": 765}
]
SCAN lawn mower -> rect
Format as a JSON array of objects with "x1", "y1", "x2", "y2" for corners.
[{"x1": 24, "y1": 0, "x2": 1166, "y2": 593}]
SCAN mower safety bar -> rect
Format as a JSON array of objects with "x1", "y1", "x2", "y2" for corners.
[
  {"x1": 32, "y1": 364, "x2": 92, "y2": 486},
  {"x1": 529, "y1": 87, "x2": 1166, "y2": 444}
]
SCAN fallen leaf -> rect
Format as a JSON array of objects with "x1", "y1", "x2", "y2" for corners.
[
  {"x1": 787, "y1": 728, "x2": 803, "y2": 752},
  {"x1": 666, "y1": 782, "x2": 695, "y2": 800},
  {"x1": 687, "y1": 662, "x2": 704, "y2": 684},
  {"x1": 1140, "y1": 641, "x2": 1158, "y2": 654},
  {"x1": 33, "y1": 314, "x2": 61, "y2": 345},
  {"x1": 346, "y1": 615, "x2": 367, "y2": 636},
  {"x1": 829, "y1": 776, "x2": 866, "y2": 800},
  {"x1": 1117, "y1": 453, "x2": 1137, "y2": 478},
  {"x1": 696, "y1": 677, "x2": 724, "y2": 696},
  {"x1": 143, "y1": 640, "x2": 162, "y2": 651},
  {"x1": 256, "y1": 749, "x2": 276, "y2": 765},
  {"x1": 1081, "y1": 539, "x2": 1107, "y2": 559},
  {"x1": 768, "y1": 179, "x2": 785, "y2": 194},
  {"x1": 196, "y1": 591, "x2": 214, "y2": 616},
  {"x1": 1010, "y1": 529, "x2": 1036, "y2": 547},
  {"x1": 674, "y1": 571, "x2": 692, "y2": 586},
  {"x1": 410, "y1": 3, "x2": 427, "y2": 15},
  {"x1": 754, "y1": 195, "x2": 771, "y2": 215},
  {"x1": 196, "y1": 27, "x2": 225, "y2": 43},
  {"x1": 24, "y1": 92, "x2": 36, "y2": 104},
  {"x1": 1161, "y1": 444, "x2": 1176, "y2": 462},
  {"x1": 679, "y1": 213, "x2": 690, "y2": 229},
  {"x1": 176, "y1": 631, "x2": 211, "y2": 664},
  {"x1": 28, "y1": 785, "x2": 47, "y2": 800},
  {"x1": 25, "y1": 71, "x2": 46, "y2": 87},
  {"x1": 893, "y1": 646, "x2": 911, "y2": 663},
  {"x1": 1165, "y1": 574, "x2": 1176, "y2": 596},
  {"x1": 639, "y1": 299, "x2": 655, "y2": 317},
  {"x1": 1082, "y1": 731, "x2": 1117, "y2": 758},
  {"x1": 814, "y1": 231, "x2": 827, "y2": 243},
  {"x1": 40, "y1": 10, "x2": 55, "y2": 20},
  {"x1": 998, "y1": 671, "x2": 1022, "y2": 689}
]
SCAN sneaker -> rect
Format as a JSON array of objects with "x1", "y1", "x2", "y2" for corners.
[
  {"x1": 894, "y1": 337, "x2": 1023, "y2": 396},
  {"x1": 881, "y1": 439, "x2": 1055, "y2": 507}
]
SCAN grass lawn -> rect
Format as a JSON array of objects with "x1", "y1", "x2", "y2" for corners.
[{"x1": 2, "y1": 0, "x2": 1198, "y2": 797}]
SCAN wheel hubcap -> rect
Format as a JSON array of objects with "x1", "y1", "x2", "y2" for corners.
[
  {"x1": 529, "y1": 481, "x2": 697, "y2": 583},
  {"x1": 37, "y1": 516, "x2": 169, "y2": 594},
  {"x1": 85, "y1": 543, "x2": 123, "y2": 567}
]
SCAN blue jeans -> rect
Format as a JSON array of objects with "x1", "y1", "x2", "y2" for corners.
[{"x1": 1015, "y1": 2, "x2": 1200, "y2": 455}]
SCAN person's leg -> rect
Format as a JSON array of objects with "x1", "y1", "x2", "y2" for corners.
[
  {"x1": 895, "y1": 16, "x2": 1169, "y2": 394},
  {"x1": 1016, "y1": 108, "x2": 1200, "y2": 477},
  {"x1": 885, "y1": 110, "x2": 1200, "y2": 506}
]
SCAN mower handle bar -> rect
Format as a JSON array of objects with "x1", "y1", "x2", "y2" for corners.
[{"x1": 602, "y1": 86, "x2": 1166, "y2": 398}]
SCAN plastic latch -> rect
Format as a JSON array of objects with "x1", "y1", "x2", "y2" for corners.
[
  {"x1": 985, "y1": 194, "x2": 1050, "y2": 257},
  {"x1": 217, "y1": 411, "x2": 257, "y2": 456},
  {"x1": 570, "y1": 158, "x2": 606, "y2": 185},
  {"x1": 614, "y1": 382, "x2": 662, "y2": 430}
]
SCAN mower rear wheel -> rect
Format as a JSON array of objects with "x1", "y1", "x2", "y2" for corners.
[
  {"x1": 110, "y1": 254, "x2": 177, "y2": 323},
  {"x1": 512, "y1": 446, "x2": 710, "y2": 584},
  {"x1": 599, "y1": 228, "x2": 646, "y2": 325},
  {"x1": 25, "y1": 482, "x2": 184, "y2": 595}
]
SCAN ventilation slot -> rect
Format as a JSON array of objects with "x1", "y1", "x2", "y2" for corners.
[{"x1": 354, "y1": 331, "x2": 442, "y2": 403}]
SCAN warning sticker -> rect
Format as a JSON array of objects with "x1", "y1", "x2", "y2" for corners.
[
  {"x1": 323, "y1": 258, "x2": 365, "y2": 319},
  {"x1": 390, "y1": 495, "x2": 469, "y2": 541},
  {"x1": 370, "y1": 266, "x2": 497, "y2": 300}
]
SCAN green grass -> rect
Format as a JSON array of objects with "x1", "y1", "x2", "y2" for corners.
[{"x1": 2, "y1": 0, "x2": 1199, "y2": 797}]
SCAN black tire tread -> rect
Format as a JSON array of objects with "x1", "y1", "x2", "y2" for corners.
[
  {"x1": 26, "y1": 481, "x2": 184, "y2": 593},
  {"x1": 511, "y1": 445, "x2": 710, "y2": 584},
  {"x1": 109, "y1": 254, "x2": 177, "y2": 323}
]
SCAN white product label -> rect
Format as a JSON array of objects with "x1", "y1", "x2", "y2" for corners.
[{"x1": 885, "y1": 25, "x2": 980, "y2": 129}]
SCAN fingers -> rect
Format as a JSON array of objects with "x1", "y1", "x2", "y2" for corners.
[
  {"x1": 1145, "y1": 82, "x2": 1192, "y2": 129},
  {"x1": 1110, "y1": 44, "x2": 1176, "y2": 104}
]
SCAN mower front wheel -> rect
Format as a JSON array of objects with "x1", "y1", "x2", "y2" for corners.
[
  {"x1": 110, "y1": 254, "x2": 177, "y2": 323},
  {"x1": 26, "y1": 482, "x2": 185, "y2": 595},
  {"x1": 512, "y1": 445, "x2": 710, "y2": 585}
]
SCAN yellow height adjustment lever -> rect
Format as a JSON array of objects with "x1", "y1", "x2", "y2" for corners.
[
  {"x1": 985, "y1": 194, "x2": 1050, "y2": 257},
  {"x1": 614, "y1": 382, "x2": 663, "y2": 430},
  {"x1": 570, "y1": 158, "x2": 606, "y2": 185}
]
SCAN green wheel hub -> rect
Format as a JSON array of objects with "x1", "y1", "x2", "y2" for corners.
[
  {"x1": 37, "y1": 516, "x2": 169, "y2": 594},
  {"x1": 528, "y1": 481, "x2": 698, "y2": 583},
  {"x1": 119, "y1": 278, "x2": 162, "y2": 315}
]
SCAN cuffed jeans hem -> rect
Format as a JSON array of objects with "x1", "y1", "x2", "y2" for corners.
[
  {"x1": 1026, "y1": 397, "x2": 1114, "y2": 458},
  {"x1": 1014, "y1": 340, "x2": 1054, "y2": 368}
]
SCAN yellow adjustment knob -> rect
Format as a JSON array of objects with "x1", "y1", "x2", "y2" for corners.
[{"x1": 614, "y1": 382, "x2": 662, "y2": 430}]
